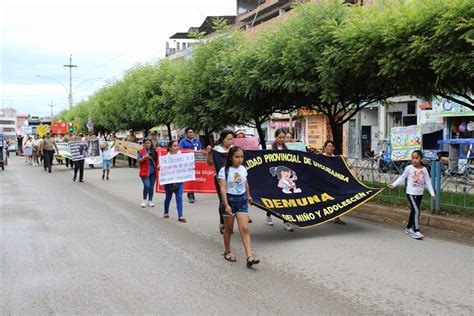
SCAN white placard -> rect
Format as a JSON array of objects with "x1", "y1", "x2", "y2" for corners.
[{"x1": 159, "y1": 152, "x2": 196, "y2": 185}]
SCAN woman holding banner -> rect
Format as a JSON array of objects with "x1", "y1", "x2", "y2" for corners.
[
  {"x1": 207, "y1": 129, "x2": 235, "y2": 234},
  {"x1": 322, "y1": 140, "x2": 346, "y2": 225},
  {"x1": 137, "y1": 137, "x2": 157, "y2": 208},
  {"x1": 162, "y1": 140, "x2": 186, "y2": 222},
  {"x1": 266, "y1": 129, "x2": 294, "y2": 232}
]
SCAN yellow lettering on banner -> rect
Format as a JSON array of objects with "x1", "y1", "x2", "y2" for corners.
[
  {"x1": 262, "y1": 198, "x2": 274, "y2": 208},
  {"x1": 263, "y1": 153, "x2": 302, "y2": 164},
  {"x1": 322, "y1": 191, "x2": 369, "y2": 216},
  {"x1": 261, "y1": 194, "x2": 335, "y2": 209},
  {"x1": 304, "y1": 157, "x2": 312, "y2": 165},
  {"x1": 245, "y1": 157, "x2": 263, "y2": 170}
]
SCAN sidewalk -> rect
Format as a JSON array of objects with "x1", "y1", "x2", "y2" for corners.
[{"x1": 349, "y1": 202, "x2": 474, "y2": 238}]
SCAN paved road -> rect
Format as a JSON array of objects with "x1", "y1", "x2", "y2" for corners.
[{"x1": 1, "y1": 156, "x2": 473, "y2": 314}]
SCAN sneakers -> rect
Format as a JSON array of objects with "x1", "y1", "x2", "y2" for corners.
[
  {"x1": 265, "y1": 215, "x2": 274, "y2": 226},
  {"x1": 411, "y1": 231, "x2": 424, "y2": 239},
  {"x1": 405, "y1": 228, "x2": 415, "y2": 235},
  {"x1": 283, "y1": 222, "x2": 294, "y2": 232},
  {"x1": 106, "y1": 176, "x2": 109, "y2": 180},
  {"x1": 140, "y1": 200, "x2": 147, "y2": 208},
  {"x1": 102, "y1": 174, "x2": 105, "y2": 180},
  {"x1": 148, "y1": 201, "x2": 155, "y2": 207}
]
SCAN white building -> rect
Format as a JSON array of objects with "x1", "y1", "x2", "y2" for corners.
[{"x1": 0, "y1": 108, "x2": 17, "y2": 142}]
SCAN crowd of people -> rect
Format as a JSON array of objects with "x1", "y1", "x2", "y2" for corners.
[{"x1": 13, "y1": 125, "x2": 435, "y2": 268}]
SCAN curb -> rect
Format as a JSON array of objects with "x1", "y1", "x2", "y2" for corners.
[{"x1": 348, "y1": 202, "x2": 474, "y2": 238}]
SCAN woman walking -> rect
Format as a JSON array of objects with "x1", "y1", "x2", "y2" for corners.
[
  {"x1": 162, "y1": 140, "x2": 186, "y2": 222},
  {"x1": 137, "y1": 137, "x2": 157, "y2": 208},
  {"x1": 207, "y1": 130, "x2": 235, "y2": 234},
  {"x1": 218, "y1": 146, "x2": 259, "y2": 268},
  {"x1": 266, "y1": 129, "x2": 294, "y2": 232},
  {"x1": 322, "y1": 140, "x2": 347, "y2": 225},
  {"x1": 24, "y1": 136, "x2": 33, "y2": 165},
  {"x1": 101, "y1": 141, "x2": 114, "y2": 180}
]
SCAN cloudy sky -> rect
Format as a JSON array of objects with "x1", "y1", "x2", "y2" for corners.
[{"x1": 1, "y1": 0, "x2": 236, "y2": 117}]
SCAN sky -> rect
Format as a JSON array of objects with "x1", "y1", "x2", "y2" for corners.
[{"x1": 0, "y1": 0, "x2": 236, "y2": 117}]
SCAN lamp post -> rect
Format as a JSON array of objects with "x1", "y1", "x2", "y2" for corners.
[
  {"x1": 64, "y1": 55, "x2": 77, "y2": 109},
  {"x1": 36, "y1": 74, "x2": 102, "y2": 109}
]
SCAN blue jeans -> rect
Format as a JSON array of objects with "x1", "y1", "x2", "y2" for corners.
[
  {"x1": 164, "y1": 183, "x2": 184, "y2": 217},
  {"x1": 141, "y1": 173, "x2": 156, "y2": 201}
]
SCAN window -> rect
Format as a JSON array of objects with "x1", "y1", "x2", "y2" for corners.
[
  {"x1": 182, "y1": 42, "x2": 187, "y2": 50},
  {"x1": 176, "y1": 42, "x2": 181, "y2": 51},
  {"x1": 407, "y1": 101, "x2": 416, "y2": 114},
  {"x1": 403, "y1": 116, "x2": 417, "y2": 126}
]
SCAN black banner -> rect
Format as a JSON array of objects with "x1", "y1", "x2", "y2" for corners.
[{"x1": 212, "y1": 150, "x2": 383, "y2": 228}]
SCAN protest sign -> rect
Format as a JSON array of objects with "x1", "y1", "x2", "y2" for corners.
[
  {"x1": 56, "y1": 143, "x2": 72, "y2": 158},
  {"x1": 156, "y1": 148, "x2": 216, "y2": 193},
  {"x1": 390, "y1": 125, "x2": 422, "y2": 161},
  {"x1": 286, "y1": 142, "x2": 307, "y2": 152},
  {"x1": 70, "y1": 141, "x2": 87, "y2": 161},
  {"x1": 36, "y1": 125, "x2": 50, "y2": 137},
  {"x1": 158, "y1": 152, "x2": 196, "y2": 185},
  {"x1": 233, "y1": 137, "x2": 260, "y2": 150},
  {"x1": 212, "y1": 150, "x2": 383, "y2": 228},
  {"x1": 114, "y1": 140, "x2": 141, "y2": 159}
]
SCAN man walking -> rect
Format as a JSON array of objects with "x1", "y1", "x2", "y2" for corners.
[
  {"x1": 178, "y1": 127, "x2": 202, "y2": 203},
  {"x1": 41, "y1": 133, "x2": 58, "y2": 173},
  {"x1": 125, "y1": 130, "x2": 137, "y2": 168},
  {"x1": 71, "y1": 134, "x2": 87, "y2": 182}
]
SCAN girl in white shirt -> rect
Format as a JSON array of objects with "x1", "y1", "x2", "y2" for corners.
[
  {"x1": 218, "y1": 146, "x2": 259, "y2": 268},
  {"x1": 389, "y1": 150, "x2": 436, "y2": 239}
]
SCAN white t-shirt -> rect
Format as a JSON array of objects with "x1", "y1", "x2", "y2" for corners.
[
  {"x1": 391, "y1": 165, "x2": 435, "y2": 196},
  {"x1": 218, "y1": 165, "x2": 247, "y2": 195},
  {"x1": 102, "y1": 148, "x2": 111, "y2": 160}
]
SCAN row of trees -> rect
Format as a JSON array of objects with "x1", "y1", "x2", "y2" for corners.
[{"x1": 57, "y1": 0, "x2": 473, "y2": 150}]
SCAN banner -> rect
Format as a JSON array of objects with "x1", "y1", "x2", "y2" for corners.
[
  {"x1": 158, "y1": 152, "x2": 196, "y2": 185},
  {"x1": 156, "y1": 148, "x2": 216, "y2": 193},
  {"x1": 233, "y1": 137, "x2": 260, "y2": 150},
  {"x1": 70, "y1": 141, "x2": 87, "y2": 161},
  {"x1": 433, "y1": 96, "x2": 474, "y2": 117},
  {"x1": 56, "y1": 142, "x2": 72, "y2": 158},
  {"x1": 286, "y1": 142, "x2": 307, "y2": 152},
  {"x1": 114, "y1": 140, "x2": 141, "y2": 159},
  {"x1": 390, "y1": 125, "x2": 422, "y2": 161},
  {"x1": 36, "y1": 125, "x2": 50, "y2": 137},
  {"x1": 212, "y1": 150, "x2": 383, "y2": 228}
]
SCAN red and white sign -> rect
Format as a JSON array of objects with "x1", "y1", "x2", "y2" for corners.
[{"x1": 269, "y1": 120, "x2": 298, "y2": 128}]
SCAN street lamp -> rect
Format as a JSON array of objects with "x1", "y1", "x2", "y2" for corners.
[{"x1": 36, "y1": 74, "x2": 102, "y2": 108}]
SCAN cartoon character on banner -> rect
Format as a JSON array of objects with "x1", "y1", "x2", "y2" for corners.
[{"x1": 270, "y1": 166, "x2": 302, "y2": 194}]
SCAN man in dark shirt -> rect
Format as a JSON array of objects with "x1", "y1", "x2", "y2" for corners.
[{"x1": 178, "y1": 127, "x2": 202, "y2": 203}]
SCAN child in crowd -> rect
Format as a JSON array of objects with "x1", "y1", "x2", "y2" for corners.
[
  {"x1": 101, "y1": 142, "x2": 112, "y2": 180},
  {"x1": 162, "y1": 140, "x2": 186, "y2": 222},
  {"x1": 218, "y1": 146, "x2": 259, "y2": 268},
  {"x1": 388, "y1": 150, "x2": 436, "y2": 240}
]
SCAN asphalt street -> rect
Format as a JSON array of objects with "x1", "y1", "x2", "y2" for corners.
[{"x1": 1, "y1": 156, "x2": 473, "y2": 314}]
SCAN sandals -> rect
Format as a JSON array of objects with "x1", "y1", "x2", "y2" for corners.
[
  {"x1": 247, "y1": 256, "x2": 260, "y2": 268},
  {"x1": 163, "y1": 214, "x2": 170, "y2": 219},
  {"x1": 178, "y1": 217, "x2": 187, "y2": 223},
  {"x1": 334, "y1": 218, "x2": 346, "y2": 225},
  {"x1": 222, "y1": 251, "x2": 237, "y2": 262}
]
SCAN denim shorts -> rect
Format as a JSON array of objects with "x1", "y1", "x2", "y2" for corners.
[
  {"x1": 219, "y1": 193, "x2": 248, "y2": 216},
  {"x1": 103, "y1": 159, "x2": 111, "y2": 170}
]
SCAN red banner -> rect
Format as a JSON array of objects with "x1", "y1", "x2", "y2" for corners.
[{"x1": 156, "y1": 148, "x2": 216, "y2": 194}]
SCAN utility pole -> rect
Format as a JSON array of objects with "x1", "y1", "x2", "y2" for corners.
[
  {"x1": 63, "y1": 55, "x2": 77, "y2": 109},
  {"x1": 48, "y1": 100, "x2": 55, "y2": 117}
]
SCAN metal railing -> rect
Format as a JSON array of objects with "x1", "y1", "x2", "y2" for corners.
[{"x1": 345, "y1": 157, "x2": 474, "y2": 215}]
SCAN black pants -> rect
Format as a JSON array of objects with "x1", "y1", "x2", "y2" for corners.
[
  {"x1": 407, "y1": 194, "x2": 423, "y2": 232},
  {"x1": 65, "y1": 157, "x2": 73, "y2": 169},
  {"x1": 128, "y1": 157, "x2": 136, "y2": 167},
  {"x1": 43, "y1": 150, "x2": 54, "y2": 172},
  {"x1": 74, "y1": 160, "x2": 85, "y2": 181},
  {"x1": 112, "y1": 156, "x2": 117, "y2": 166},
  {"x1": 214, "y1": 176, "x2": 224, "y2": 225}
]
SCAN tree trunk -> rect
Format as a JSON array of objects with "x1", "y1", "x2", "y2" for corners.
[
  {"x1": 256, "y1": 121, "x2": 267, "y2": 150},
  {"x1": 328, "y1": 118, "x2": 343, "y2": 155},
  {"x1": 166, "y1": 123, "x2": 172, "y2": 141}
]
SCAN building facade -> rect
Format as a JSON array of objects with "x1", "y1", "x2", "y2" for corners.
[{"x1": 0, "y1": 108, "x2": 17, "y2": 142}]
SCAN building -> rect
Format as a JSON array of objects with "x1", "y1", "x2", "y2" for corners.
[
  {"x1": 0, "y1": 108, "x2": 17, "y2": 142},
  {"x1": 166, "y1": 16, "x2": 236, "y2": 59}
]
